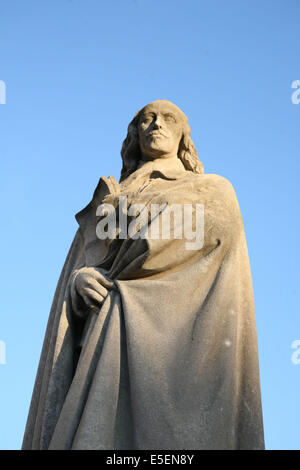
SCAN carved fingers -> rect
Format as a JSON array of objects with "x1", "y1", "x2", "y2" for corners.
[{"x1": 70, "y1": 267, "x2": 114, "y2": 316}]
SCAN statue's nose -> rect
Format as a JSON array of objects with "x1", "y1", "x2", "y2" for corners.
[{"x1": 153, "y1": 115, "x2": 163, "y2": 129}]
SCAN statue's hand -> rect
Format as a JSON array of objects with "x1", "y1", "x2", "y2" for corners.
[{"x1": 70, "y1": 267, "x2": 114, "y2": 316}]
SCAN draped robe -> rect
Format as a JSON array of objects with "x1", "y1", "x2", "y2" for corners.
[{"x1": 22, "y1": 164, "x2": 265, "y2": 450}]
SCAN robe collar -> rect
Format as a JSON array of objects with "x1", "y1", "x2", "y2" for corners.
[{"x1": 120, "y1": 157, "x2": 188, "y2": 190}]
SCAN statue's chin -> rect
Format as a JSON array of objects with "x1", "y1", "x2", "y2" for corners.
[{"x1": 145, "y1": 143, "x2": 171, "y2": 157}]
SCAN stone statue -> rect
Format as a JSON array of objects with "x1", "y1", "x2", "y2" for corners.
[{"x1": 22, "y1": 100, "x2": 264, "y2": 450}]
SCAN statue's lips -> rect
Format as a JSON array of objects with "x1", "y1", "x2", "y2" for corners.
[{"x1": 147, "y1": 132, "x2": 168, "y2": 138}]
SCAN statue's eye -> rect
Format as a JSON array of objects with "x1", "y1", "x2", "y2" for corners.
[
  {"x1": 164, "y1": 114, "x2": 176, "y2": 122},
  {"x1": 141, "y1": 114, "x2": 153, "y2": 124}
]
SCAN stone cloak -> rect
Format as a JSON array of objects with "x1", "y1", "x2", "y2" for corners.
[{"x1": 22, "y1": 172, "x2": 265, "y2": 450}]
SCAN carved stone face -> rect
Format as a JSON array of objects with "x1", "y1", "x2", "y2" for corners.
[{"x1": 138, "y1": 100, "x2": 184, "y2": 160}]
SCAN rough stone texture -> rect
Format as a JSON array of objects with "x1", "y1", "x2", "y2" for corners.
[{"x1": 22, "y1": 100, "x2": 264, "y2": 450}]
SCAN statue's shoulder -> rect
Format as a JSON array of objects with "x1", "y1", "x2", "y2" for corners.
[{"x1": 188, "y1": 172, "x2": 236, "y2": 195}]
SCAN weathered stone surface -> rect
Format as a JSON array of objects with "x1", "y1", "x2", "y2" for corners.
[{"x1": 22, "y1": 100, "x2": 264, "y2": 450}]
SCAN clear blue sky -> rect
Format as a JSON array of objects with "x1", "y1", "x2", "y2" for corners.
[{"x1": 0, "y1": 0, "x2": 299, "y2": 450}]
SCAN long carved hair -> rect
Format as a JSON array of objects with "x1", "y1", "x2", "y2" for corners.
[{"x1": 120, "y1": 105, "x2": 204, "y2": 182}]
